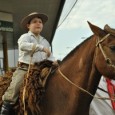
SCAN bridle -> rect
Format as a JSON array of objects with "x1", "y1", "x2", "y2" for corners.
[
  {"x1": 58, "y1": 33, "x2": 115, "y2": 100},
  {"x1": 96, "y1": 33, "x2": 115, "y2": 69}
]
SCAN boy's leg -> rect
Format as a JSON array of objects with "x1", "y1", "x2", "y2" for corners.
[{"x1": 0, "y1": 68, "x2": 27, "y2": 115}]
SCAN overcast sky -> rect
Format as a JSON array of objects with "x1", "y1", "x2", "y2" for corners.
[{"x1": 52, "y1": 0, "x2": 115, "y2": 60}]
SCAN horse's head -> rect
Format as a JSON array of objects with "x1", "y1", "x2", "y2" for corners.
[{"x1": 88, "y1": 21, "x2": 115, "y2": 79}]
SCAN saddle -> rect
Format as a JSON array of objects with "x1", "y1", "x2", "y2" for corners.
[
  {"x1": 18, "y1": 60, "x2": 59, "y2": 114},
  {"x1": 17, "y1": 60, "x2": 58, "y2": 88},
  {"x1": 29, "y1": 60, "x2": 58, "y2": 88}
]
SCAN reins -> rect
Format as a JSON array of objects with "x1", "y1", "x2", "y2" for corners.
[
  {"x1": 97, "y1": 86, "x2": 108, "y2": 94},
  {"x1": 22, "y1": 45, "x2": 36, "y2": 115},
  {"x1": 58, "y1": 68, "x2": 115, "y2": 101}
]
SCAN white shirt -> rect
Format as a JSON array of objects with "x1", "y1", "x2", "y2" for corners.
[
  {"x1": 18, "y1": 31, "x2": 55, "y2": 64},
  {"x1": 89, "y1": 76, "x2": 115, "y2": 115}
]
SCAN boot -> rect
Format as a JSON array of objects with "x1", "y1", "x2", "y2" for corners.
[{"x1": 0, "y1": 101, "x2": 12, "y2": 115}]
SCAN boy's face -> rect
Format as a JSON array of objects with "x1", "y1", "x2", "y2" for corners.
[{"x1": 27, "y1": 17, "x2": 43, "y2": 35}]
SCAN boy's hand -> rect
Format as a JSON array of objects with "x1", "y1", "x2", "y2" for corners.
[
  {"x1": 52, "y1": 60, "x2": 59, "y2": 66},
  {"x1": 43, "y1": 48, "x2": 51, "y2": 57}
]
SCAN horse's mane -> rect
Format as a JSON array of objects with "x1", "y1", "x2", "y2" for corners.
[{"x1": 62, "y1": 35, "x2": 93, "y2": 63}]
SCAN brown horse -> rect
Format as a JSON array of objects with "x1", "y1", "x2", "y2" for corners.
[
  {"x1": 39, "y1": 22, "x2": 115, "y2": 115},
  {"x1": 0, "y1": 22, "x2": 115, "y2": 115}
]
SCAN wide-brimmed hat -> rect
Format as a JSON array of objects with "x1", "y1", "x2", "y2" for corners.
[{"x1": 21, "y1": 12, "x2": 48, "y2": 30}]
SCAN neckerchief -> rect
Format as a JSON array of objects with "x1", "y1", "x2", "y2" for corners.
[{"x1": 106, "y1": 78, "x2": 115, "y2": 110}]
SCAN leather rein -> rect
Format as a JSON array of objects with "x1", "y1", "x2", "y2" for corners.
[{"x1": 58, "y1": 34, "x2": 115, "y2": 101}]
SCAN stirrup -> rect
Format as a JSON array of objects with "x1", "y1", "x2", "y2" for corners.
[{"x1": 0, "y1": 101, "x2": 12, "y2": 115}]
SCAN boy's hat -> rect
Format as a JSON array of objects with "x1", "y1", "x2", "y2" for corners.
[{"x1": 21, "y1": 12, "x2": 48, "y2": 29}]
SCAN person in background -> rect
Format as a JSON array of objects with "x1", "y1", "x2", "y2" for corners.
[
  {"x1": 89, "y1": 76, "x2": 115, "y2": 115},
  {"x1": 0, "y1": 12, "x2": 57, "y2": 115}
]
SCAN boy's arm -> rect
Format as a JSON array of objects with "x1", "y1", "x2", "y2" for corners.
[{"x1": 18, "y1": 35, "x2": 44, "y2": 52}]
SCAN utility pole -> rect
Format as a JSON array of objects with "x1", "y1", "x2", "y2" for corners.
[{"x1": 1, "y1": 31, "x2": 8, "y2": 72}]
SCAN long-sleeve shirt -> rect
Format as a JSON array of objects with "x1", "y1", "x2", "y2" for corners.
[{"x1": 18, "y1": 31, "x2": 55, "y2": 64}]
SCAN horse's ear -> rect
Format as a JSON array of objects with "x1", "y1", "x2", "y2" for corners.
[{"x1": 87, "y1": 21, "x2": 104, "y2": 37}]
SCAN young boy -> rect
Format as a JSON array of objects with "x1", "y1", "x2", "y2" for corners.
[{"x1": 0, "y1": 12, "x2": 56, "y2": 115}]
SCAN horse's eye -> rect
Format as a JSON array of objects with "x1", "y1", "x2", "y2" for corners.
[{"x1": 110, "y1": 46, "x2": 115, "y2": 51}]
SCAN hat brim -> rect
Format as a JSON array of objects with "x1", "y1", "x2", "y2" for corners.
[{"x1": 21, "y1": 13, "x2": 48, "y2": 30}]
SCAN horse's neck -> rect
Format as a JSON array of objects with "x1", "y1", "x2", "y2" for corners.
[{"x1": 60, "y1": 36, "x2": 101, "y2": 106}]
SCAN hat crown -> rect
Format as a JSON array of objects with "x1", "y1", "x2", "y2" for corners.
[{"x1": 28, "y1": 12, "x2": 38, "y2": 16}]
